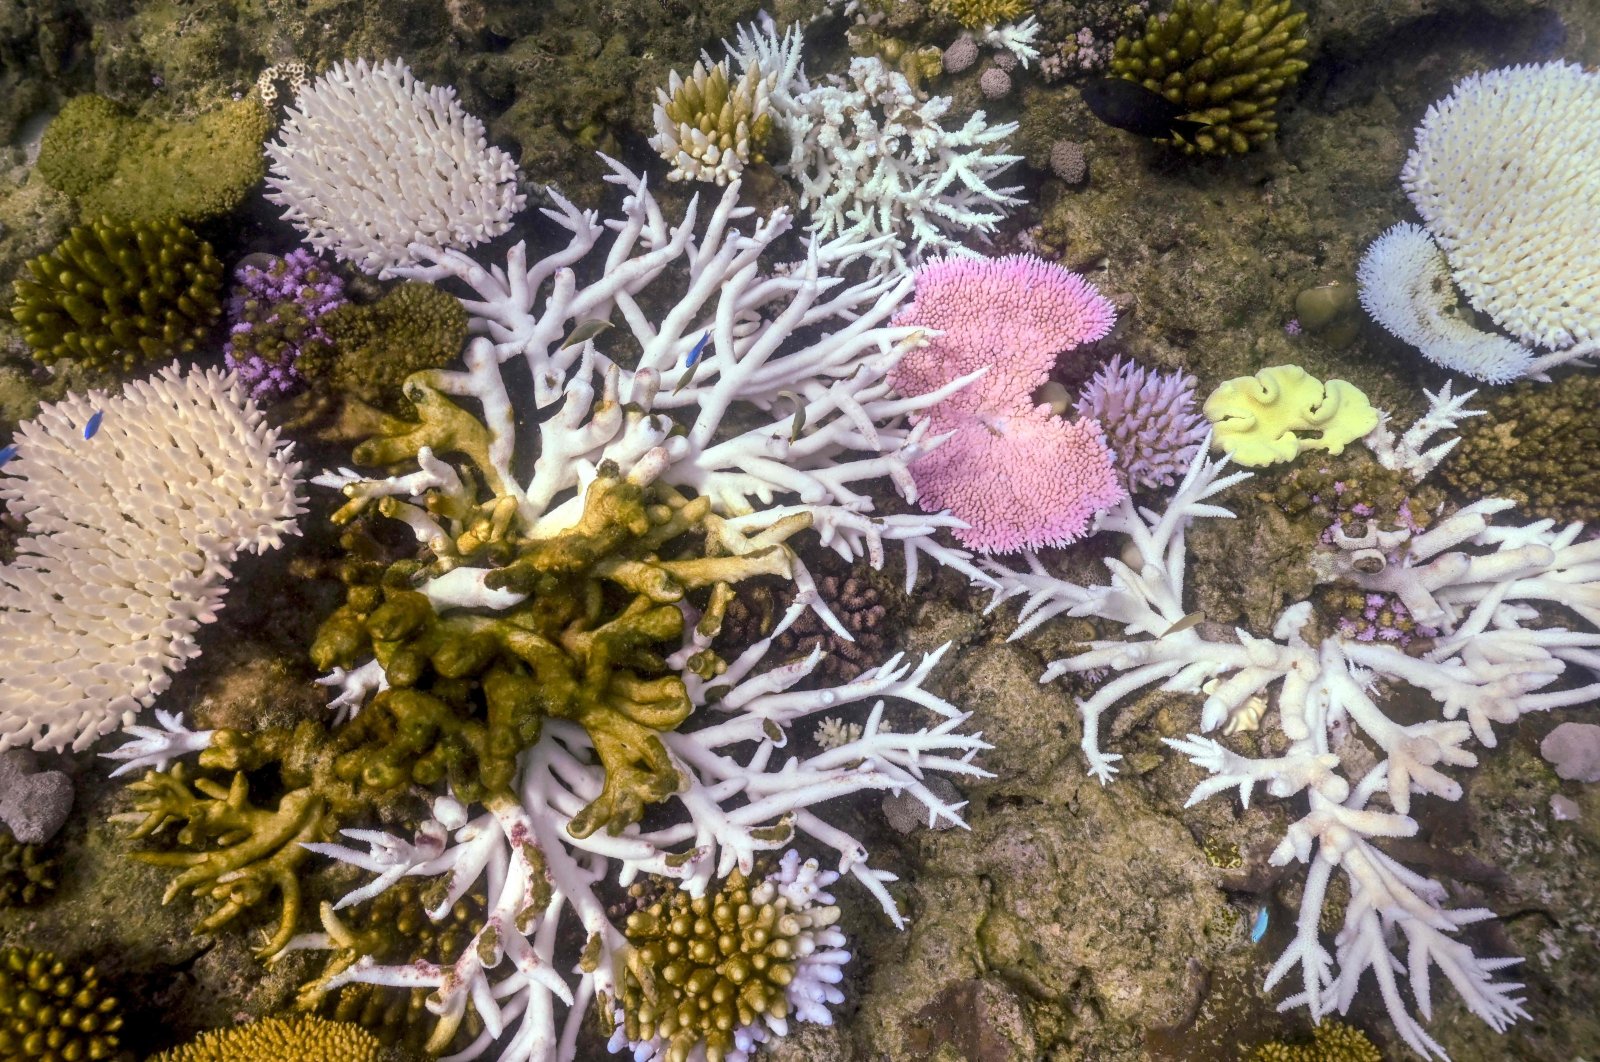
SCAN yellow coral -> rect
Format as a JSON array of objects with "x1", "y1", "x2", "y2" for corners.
[
  {"x1": 151, "y1": 1015, "x2": 384, "y2": 1061},
  {"x1": 932, "y1": 0, "x2": 1030, "y2": 29},
  {"x1": 1249, "y1": 1020, "x2": 1383, "y2": 1061},
  {"x1": 1202, "y1": 364, "x2": 1377, "y2": 467},
  {"x1": 650, "y1": 59, "x2": 774, "y2": 185},
  {"x1": 1110, "y1": 0, "x2": 1309, "y2": 155}
]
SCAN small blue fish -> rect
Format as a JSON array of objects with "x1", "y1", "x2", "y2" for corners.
[
  {"x1": 83, "y1": 411, "x2": 103, "y2": 440},
  {"x1": 1250, "y1": 905, "x2": 1269, "y2": 943},
  {"x1": 0, "y1": 444, "x2": 16, "y2": 467},
  {"x1": 685, "y1": 330, "x2": 711, "y2": 368}
]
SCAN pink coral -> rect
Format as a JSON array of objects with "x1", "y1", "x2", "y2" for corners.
[{"x1": 889, "y1": 254, "x2": 1124, "y2": 553}]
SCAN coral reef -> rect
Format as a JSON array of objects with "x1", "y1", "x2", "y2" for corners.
[
  {"x1": 0, "y1": 364, "x2": 304, "y2": 753},
  {"x1": 1108, "y1": 0, "x2": 1309, "y2": 155},
  {"x1": 931, "y1": 0, "x2": 1030, "y2": 31},
  {"x1": 301, "y1": 282, "x2": 467, "y2": 413},
  {"x1": 151, "y1": 1015, "x2": 384, "y2": 1061},
  {"x1": 1203, "y1": 365, "x2": 1379, "y2": 467},
  {"x1": 223, "y1": 250, "x2": 348, "y2": 404},
  {"x1": 888, "y1": 254, "x2": 1123, "y2": 553},
  {"x1": 35, "y1": 95, "x2": 271, "y2": 224},
  {"x1": 0, "y1": 831, "x2": 60, "y2": 908},
  {"x1": 1249, "y1": 1020, "x2": 1383, "y2": 1061},
  {"x1": 265, "y1": 58, "x2": 525, "y2": 276},
  {"x1": 0, "y1": 946, "x2": 124, "y2": 1062},
  {"x1": 1439, "y1": 375, "x2": 1600, "y2": 525},
  {"x1": 10, "y1": 217, "x2": 222, "y2": 373},
  {"x1": 610, "y1": 850, "x2": 848, "y2": 1062}
]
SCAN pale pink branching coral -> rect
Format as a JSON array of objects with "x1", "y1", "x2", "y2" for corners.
[{"x1": 887, "y1": 254, "x2": 1124, "y2": 553}]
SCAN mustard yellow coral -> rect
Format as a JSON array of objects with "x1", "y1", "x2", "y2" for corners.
[
  {"x1": 151, "y1": 1015, "x2": 384, "y2": 1062},
  {"x1": 1110, "y1": 0, "x2": 1309, "y2": 155},
  {"x1": 650, "y1": 59, "x2": 775, "y2": 185},
  {"x1": 1249, "y1": 1020, "x2": 1383, "y2": 1062},
  {"x1": 931, "y1": 0, "x2": 1030, "y2": 29},
  {"x1": 1202, "y1": 364, "x2": 1377, "y2": 467}
]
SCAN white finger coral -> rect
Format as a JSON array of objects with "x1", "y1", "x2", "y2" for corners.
[
  {"x1": 0, "y1": 363, "x2": 304, "y2": 752},
  {"x1": 265, "y1": 58, "x2": 526, "y2": 276}
]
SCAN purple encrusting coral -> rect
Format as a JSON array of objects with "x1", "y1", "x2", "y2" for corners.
[
  {"x1": 1074, "y1": 354, "x2": 1208, "y2": 491},
  {"x1": 223, "y1": 249, "x2": 346, "y2": 401},
  {"x1": 1335, "y1": 591, "x2": 1440, "y2": 647}
]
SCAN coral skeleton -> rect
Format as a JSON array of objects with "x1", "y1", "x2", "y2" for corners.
[
  {"x1": 981, "y1": 425, "x2": 1600, "y2": 1058},
  {"x1": 0, "y1": 364, "x2": 304, "y2": 753},
  {"x1": 265, "y1": 58, "x2": 526, "y2": 276}
]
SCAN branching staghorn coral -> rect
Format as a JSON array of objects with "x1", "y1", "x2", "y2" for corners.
[{"x1": 981, "y1": 415, "x2": 1600, "y2": 1057}]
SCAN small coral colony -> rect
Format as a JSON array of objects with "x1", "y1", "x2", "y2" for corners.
[{"x1": 0, "y1": 0, "x2": 1596, "y2": 1057}]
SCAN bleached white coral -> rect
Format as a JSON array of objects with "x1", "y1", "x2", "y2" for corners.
[
  {"x1": 1400, "y1": 61, "x2": 1600, "y2": 352},
  {"x1": 981, "y1": 15, "x2": 1042, "y2": 67},
  {"x1": 982, "y1": 442, "x2": 1599, "y2": 1058},
  {"x1": 781, "y1": 55, "x2": 1023, "y2": 276},
  {"x1": 1356, "y1": 223, "x2": 1533, "y2": 384},
  {"x1": 265, "y1": 58, "x2": 526, "y2": 276},
  {"x1": 0, "y1": 363, "x2": 304, "y2": 752}
]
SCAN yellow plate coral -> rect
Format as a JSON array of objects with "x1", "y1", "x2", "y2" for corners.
[{"x1": 1202, "y1": 364, "x2": 1378, "y2": 467}]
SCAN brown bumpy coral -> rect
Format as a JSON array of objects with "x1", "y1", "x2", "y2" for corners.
[
  {"x1": 0, "y1": 946, "x2": 125, "y2": 1062},
  {"x1": 718, "y1": 559, "x2": 896, "y2": 685},
  {"x1": 1109, "y1": 0, "x2": 1309, "y2": 155},
  {"x1": 1248, "y1": 1019, "x2": 1383, "y2": 1061},
  {"x1": 151, "y1": 1015, "x2": 383, "y2": 1062},
  {"x1": 10, "y1": 217, "x2": 223, "y2": 372},
  {"x1": 299, "y1": 282, "x2": 468, "y2": 413},
  {"x1": 1439, "y1": 376, "x2": 1600, "y2": 526},
  {"x1": 0, "y1": 831, "x2": 60, "y2": 907},
  {"x1": 615, "y1": 865, "x2": 838, "y2": 1062}
]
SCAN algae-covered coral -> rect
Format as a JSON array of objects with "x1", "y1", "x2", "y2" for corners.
[
  {"x1": 9, "y1": 217, "x2": 222, "y2": 372},
  {"x1": 1109, "y1": 0, "x2": 1309, "y2": 154}
]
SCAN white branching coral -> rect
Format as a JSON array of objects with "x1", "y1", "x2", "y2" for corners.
[
  {"x1": 982, "y1": 427, "x2": 1600, "y2": 1059},
  {"x1": 0, "y1": 363, "x2": 304, "y2": 752},
  {"x1": 1400, "y1": 61, "x2": 1600, "y2": 353},
  {"x1": 265, "y1": 58, "x2": 526, "y2": 276},
  {"x1": 1357, "y1": 223, "x2": 1535, "y2": 384},
  {"x1": 780, "y1": 55, "x2": 1023, "y2": 276}
]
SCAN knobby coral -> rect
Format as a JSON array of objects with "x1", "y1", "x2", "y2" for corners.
[
  {"x1": 151, "y1": 1015, "x2": 383, "y2": 1062},
  {"x1": 1109, "y1": 0, "x2": 1309, "y2": 155},
  {"x1": 0, "y1": 946, "x2": 124, "y2": 1062},
  {"x1": 651, "y1": 57, "x2": 776, "y2": 185},
  {"x1": 10, "y1": 217, "x2": 223, "y2": 373}
]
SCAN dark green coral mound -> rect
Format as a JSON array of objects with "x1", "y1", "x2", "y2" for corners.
[
  {"x1": 0, "y1": 831, "x2": 60, "y2": 907},
  {"x1": 0, "y1": 946, "x2": 126, "y2": 1061},
  {"x1": 301, "y1": 282, "x2": 468, "y2": 412},
  {"x1": 10, "y1": 217, "x2": 222, "y2": 372},
  {"x1": 36, "y1": 94, "x2": 272, "y2": 224},
  {"x1": 1440, "y1": 376, "x2": 1600, "y2": 525},
  {"x1": 1110, "y1": 0, "x2": 1309, "y2": 155}
]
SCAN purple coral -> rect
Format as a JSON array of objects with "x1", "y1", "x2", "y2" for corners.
[
  {"x1": 223, "y1": 249, "x2": 346, "y2": 402},
  {"x1": 1074, "y1": 354, "x2": 1208, "y2": 491}
]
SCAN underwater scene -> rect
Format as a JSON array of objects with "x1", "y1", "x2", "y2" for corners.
[{"x1": 0, "y1": 0, "x2": 1598, "y2": 1059}]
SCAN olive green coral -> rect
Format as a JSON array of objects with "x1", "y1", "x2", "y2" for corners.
[
  {"x1": 1110, "y1": 0, "x2": 1309, "y2": 155},
  {"x1": 1249, "y1": 1020, "x2": 1383, "y2": 1061},
  {"x1": 616, "y1": 864, "x2": 838, "y2": 1062},
  {"x1": 36, "y1": 95, "x2": 271, "y2": 224},
  {"x1": 1439, "y1": 375, "x2": 1600, "y2": 526},
  {"x1": 151, "y1": 1015, "x2": 384, "y2": 1062},
  {"x1": 0, "y1": 946, "x2": 125, "y2": 1062},
  {"x1": 299, "y1": 282, "x2": 467, "y2": 411},
  {"x1": 10, "y1": 217, "x2": 223, "y2": 372},
  {"x1": 0, "y1": 831, "x2": 60, "y2": 907}
]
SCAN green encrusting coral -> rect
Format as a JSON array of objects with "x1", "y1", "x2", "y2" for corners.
[
  {"x1": 1439, "y1": 375, "x2": 1600, "y2": 526},
  {"x1": 0, "y1": 946, "x2": 126, "y2": 1062},
  {"x1": 36, "y1": 95, "x2": 272, "y2": 224},
  {"x1": 299, "y1": 283, "x2": 468, "y2": 412},
  {"x1": 1109, "y1": 0, "x2": 1309, "y2": 155},
  {"x1": 150, "y1": 1015, "x2": 384, "y2": 1062},
  {"x1": 1248, "y1": 1019, "x2": 1383, "y2": 1061},
  {"x1": 10, "y1": 217, "x2": 223, "y2": 372}
]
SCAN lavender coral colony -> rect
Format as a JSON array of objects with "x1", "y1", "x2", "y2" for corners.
[{"x1": 0, "y1": 7, "x2": 1598, "y2": 1062}]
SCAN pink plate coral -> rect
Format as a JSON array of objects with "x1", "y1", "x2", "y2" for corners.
[{"x1": 889, "y1": 254, "x2": 1124, "y2": 553}]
